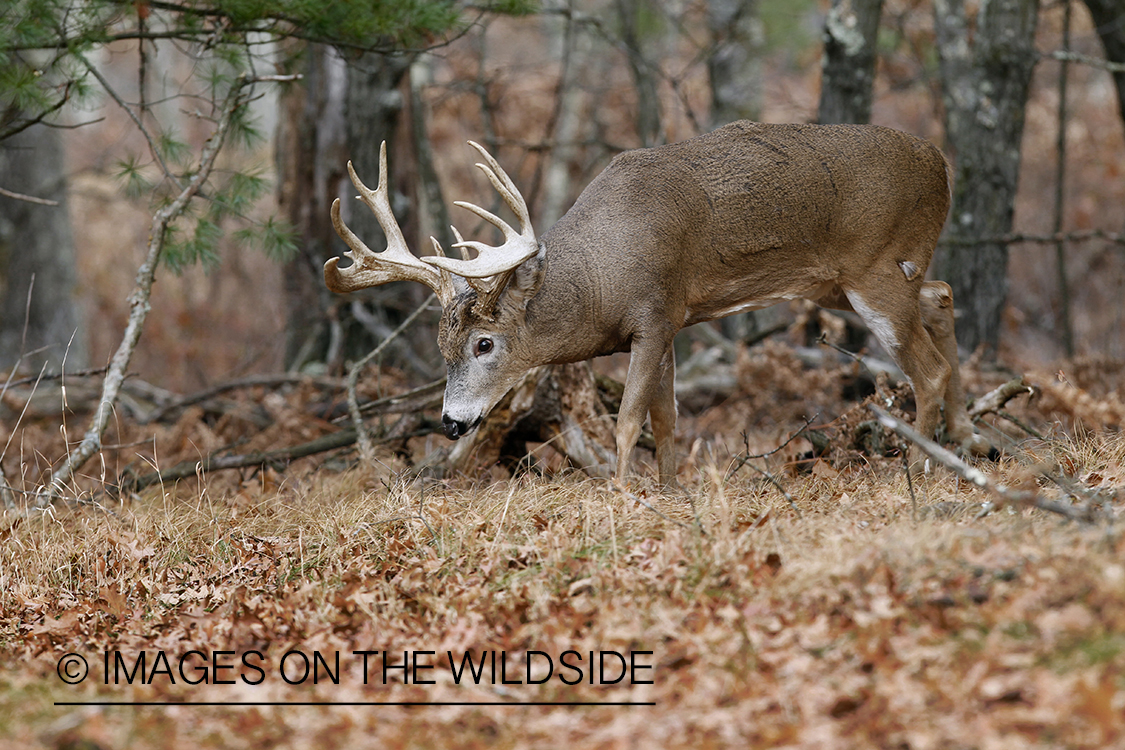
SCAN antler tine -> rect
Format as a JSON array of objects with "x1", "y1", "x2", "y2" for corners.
[
  {"x1": 422, "y1": 141, "x2": 538, "y2": 281},
  {"x1": 325, "y1": 142, "x2": 452, "y2": 306},
  {"x1": 466, "y1": 139, "x2": 531, "y2": 229}
]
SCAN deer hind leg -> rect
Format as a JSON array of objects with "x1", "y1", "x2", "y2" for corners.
[
  {"x1": 648, "y1": 353, "x2": 679, "y2": 486},
  {"x1": 919, "y1": 281, "x2": 995, "y2": 457},
  {"x1": 616, "y1": 331, "x2": 677, "y2": 484},
  {"x1": 841, "y1": 281, "x2": 952, "y2": 471}
]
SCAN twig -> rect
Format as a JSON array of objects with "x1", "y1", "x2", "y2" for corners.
[
  {"x1": 747, "y1": 462, "x2": 803, "y2": 516},
  {"x1": 45, "y1": 78, "x2": 251, "y2": 503},
  {"x1": 995, "y1": 410, "x2": 1045, "y2": 440},
  {"x1": 3, "y1": 366, "x2": 109, "y2": 389},
  {"x1": 0, "y1": 187, "x2": 61, "y2": 206},
  {"x1": 347, "y1": 294, "x2": 437, "y2": 461},
  {"x1": 614, "y1": 486, "x2": 692, "y2": 530},
  {"x1": 726, "y1": 414, "x2": 818, "y2": 480},
  {"x1": 940, "y1": 228, "x2": 1125, "y2": 247},
  {"x1": 903, "y1": 451, "x2": 919, "y2": 522},
  {"x1": 1043, "y1": 49, "x2": 1125, "y2": 73},
  {"x1": 868, "y1": 405, "x2": 1104, "y2": 524},
  {"x1": 356, "y1": 378, "x2": 445, "y2": 418},
  {"x1": 73, "y1": 49, "x2": 184, "y2": 191},
  {"x1": 817, "y1": 332, "x2": 894, "y2": 402}
]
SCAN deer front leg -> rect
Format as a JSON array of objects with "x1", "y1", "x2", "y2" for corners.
[
  {"x1": 616, "y1": 333, "x2": 676, "y2": 483},
  {"x1": 919, "y1": 282, "x2": 995, "y2": 458}
]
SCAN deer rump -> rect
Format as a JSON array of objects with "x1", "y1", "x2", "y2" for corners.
[{"x1": 327, "y1": 121, "x2": 992, "y2": 483}]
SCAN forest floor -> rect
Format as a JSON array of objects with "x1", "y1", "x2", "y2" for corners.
[{"x1": 2, "y1": 343, "x2": 1125, "y2": 749}]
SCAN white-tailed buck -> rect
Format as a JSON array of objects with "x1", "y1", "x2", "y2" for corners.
[{"x1": 326, "y1": 121, "x2": 991, "y2": 483}]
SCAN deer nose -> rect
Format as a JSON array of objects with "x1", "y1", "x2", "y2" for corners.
[{"x1": 442, "y1": 415, "x2": 468, "y2": 440}]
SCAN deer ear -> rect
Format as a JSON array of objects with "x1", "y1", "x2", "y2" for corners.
[{"x1": 501, "y1": 242, "x2": 545, "y2": 311}]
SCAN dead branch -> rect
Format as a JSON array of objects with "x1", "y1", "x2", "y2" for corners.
[
  {"x1": 742, "y1": 462, "x2": 803, "y2": 516},
  {"x1": 868, "y1": 405, "x2": 1106, "y2": 524},
  {"x1": 968, "y1": 377, "x2": 1034, "y2": 418},
  {"x1": 140, "y1": 373, "x2": 345, "y2": 424},
  {"x1": 0, "y1": 186, "x2": 61, "y2": 206},
  {"x1": 355, "y1": 378, "x2": 445, "y2": 418},
  {"x1": 119, "y1": 416, "x2": 441, "y2": 495},
  {"x1": 2, "y1": 366, "x2": 109, "y2": 389}
]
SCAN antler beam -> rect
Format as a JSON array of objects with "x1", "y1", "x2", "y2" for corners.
[
  {"x1": 325, "y1": 142, "x2": 454, "y2": 306},
  {"x1": 423, "y1": 141, "x2": 540, "y2": 315}
]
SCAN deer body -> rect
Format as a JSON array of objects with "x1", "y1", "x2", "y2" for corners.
[{"x1": 328, "y1": 121, "x2": 991, "y2": 483}]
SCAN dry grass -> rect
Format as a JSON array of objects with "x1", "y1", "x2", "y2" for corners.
[{"x1": 2, "y1": 430, "x2": 1123, "y2": 749}]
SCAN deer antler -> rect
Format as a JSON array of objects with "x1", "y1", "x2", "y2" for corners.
[
  {"x1": 422, "y1": 141, "x2": 539, "y2": 316},
  {"x1": 326, "y1": 142, "x2": 455, "y2": 306}
]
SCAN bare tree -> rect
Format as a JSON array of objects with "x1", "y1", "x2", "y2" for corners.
[
  {"x1": 616, "y1": 0, "x2": 663, "y2": 146},
  {"x1": 708, "y1": 0, "x2": 764, "y2": 127},
  {"x1": 0, "y1": 124, "x2": 87, "y2": 373},
  {"x1": 276, "y1": 46, "x2": 414, "y2": 373},
  {"x1": 817, "y1": 0, "x2": 884, "y2": 124},
  {"x1": 933, "y1": 0, "x2": 1040, "y2": 355}
]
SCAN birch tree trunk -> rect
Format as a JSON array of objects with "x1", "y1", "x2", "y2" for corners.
[{"x1": 933, "y1": 0, "x2": 1040, "y2": 355}]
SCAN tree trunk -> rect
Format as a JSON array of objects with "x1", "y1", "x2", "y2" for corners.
[
  {"x1": 933, "y1": 0, "x2": 1040, "y2": 356},
  {"x1": 0, "y1": 124, "x2": 87, "y2": 373},
  {"x1": 616, "y1": 0, "x2": 663, "y2": 147},
  {"x1": 706, "y1": 0, "x2": 765, "y2": 344},
  {"x1": 708, "y1": 0, "x2": 765, "y2": 127},
  {"x1": 817, "y1": 0, "x2": 884, "y2": 124},
  {"x1": 276, "y1": 44, "x2": 347, "y2": 372},
  {"x1": 276, "y1": 45, "x2": 412, "y2": 373},
  {"x1": 1082, "y1": 0, "x2": 1125, "y2": 140},
  {"x1": 540, "y1": 1, "x2": 593, "y2": 228}
]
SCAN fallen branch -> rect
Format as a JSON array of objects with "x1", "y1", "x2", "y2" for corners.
[
  {"x1": 119, "y1": 416, "x2": 441, "y2": 495},
  {"x1": 868, "y1": 405, "x2": 1105, "y2": 524},
  {"x1": 968, "y1": 377, "x2": 1034, "y2": 418},
  {"x1": 356, "y1": 378, "x2": 445, "y2": 418},
  {"x1": 140, "y1": 373, "x2": 345, "y2": 424}
]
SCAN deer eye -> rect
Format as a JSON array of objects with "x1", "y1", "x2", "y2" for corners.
[{"x1": 474, "y1": 338, "x2": 494, "y2": 357}]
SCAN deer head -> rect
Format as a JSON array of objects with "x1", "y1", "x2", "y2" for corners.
[{"x1": 326, "y1": 140, "x2": 543, "y2": 440}]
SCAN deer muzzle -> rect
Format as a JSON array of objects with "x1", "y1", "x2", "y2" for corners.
[{"x1": 442, "y1": 414, "x2": 472, "y2": 440}]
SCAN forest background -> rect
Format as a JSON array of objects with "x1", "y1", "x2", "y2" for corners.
[{"x1": 3, "y1": 0, "x2": 1125, "y2": 748}]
